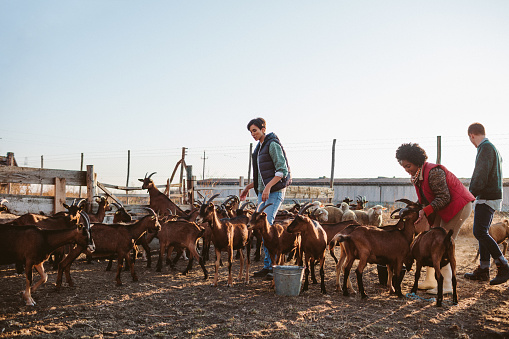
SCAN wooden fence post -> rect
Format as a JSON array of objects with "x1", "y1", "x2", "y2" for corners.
[
  {"x1": 239, "y1": 176, "x2": 245, "y2": 197},
  {"x1": 40, "y1": 155, "x2": 44, "y2": 196},
  {"x1": 87, "y1": 165, "x2": 96, "y2": 204},
  {"x1": 330, "y1": 139, "x2": 336, "y2": 203},
  {"x1": 79, "y1": 153, "x2": 84, "y2": 198},
  {"x1": 54, "y1": 177, "x2": 66, "y2": 213}
]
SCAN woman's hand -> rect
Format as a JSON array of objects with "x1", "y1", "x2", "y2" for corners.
[{"x1": 414, "y1": 209, "x2": 425, "y2": 225}]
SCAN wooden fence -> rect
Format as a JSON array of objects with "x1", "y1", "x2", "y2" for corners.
[{"x1": 0, "y1": 167, "x2": 334, "y2": 216}]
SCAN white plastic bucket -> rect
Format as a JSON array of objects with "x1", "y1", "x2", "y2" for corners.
[{"x1": 273, "y1": 265, "x2": 305, "y2": 296}]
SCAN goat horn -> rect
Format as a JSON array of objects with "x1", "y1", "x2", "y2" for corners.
[
  {"x1": 222, "y1": 195, "x2": 234, "y2": 206},
  {"x1": 76, "y1": 198, "x2": 87, "y2": 208},
  {"x1": 239, "y1": 201, "x2": 250, "y2": 210},
  {"x1": 110, "y1": 202, "x2": 122, "y2": 209},
  {"x1": 207, "y1": 194, "x2": 220, "y2": 204},
  {"x1": 395, "y1": 198, "x2": 417, "y2": 206},
  {"x1": 299, "y1": 202, "x2": 313, "y2": 215},
  {"x1": 390, "y1": 208, "x2": 403, "y2": 219},
  {"x1": 166, "y1": 208, "x2": 175, "y2": 216},
  {"x1": 143, "y1": 207, "x2": 158, "y2": 219},
  {"x1": 79, "y1": 211, "x2": 91, "y2": 229},
  {"x1": 0, "y1": 199, "x2": 8, "y2": 205},
  {"x1": 147, "y1": 172, "x2": 157, "y2": 180}
]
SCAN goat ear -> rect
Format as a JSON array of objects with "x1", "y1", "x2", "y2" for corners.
[
  {"x1": 63, "y1": 203, "x2": 70, "y2": 209},
  {"x1": 138, "y1": 179, "x2": 144, "y2": 182}
]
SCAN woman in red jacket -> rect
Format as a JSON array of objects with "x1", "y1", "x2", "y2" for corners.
[{"x1": 396, "y1": 143, "x2": 474, "y2": 294}]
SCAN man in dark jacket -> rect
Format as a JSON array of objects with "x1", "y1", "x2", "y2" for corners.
[{"x1": 464, "y1": 123, "x2": 509, "y2": 285}]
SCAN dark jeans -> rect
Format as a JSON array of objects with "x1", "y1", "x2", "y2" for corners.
[{"x1": 473, "y1": 203, "x2": 503, "y2": 263}]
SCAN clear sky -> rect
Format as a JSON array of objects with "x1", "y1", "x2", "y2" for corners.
[{"x1": 1, "y1": 1, "x2": 508, "y2": 186}]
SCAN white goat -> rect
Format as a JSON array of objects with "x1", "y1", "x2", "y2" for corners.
[
  {"x1": 368, "y1": 205, "x2": 386, "y2": 227},
  {"x1": 323, "y1": 205, "x2": 343, "y2": 223},
  {"x1": 340, "y1": 202, "x2": 356, "y2": 222}
]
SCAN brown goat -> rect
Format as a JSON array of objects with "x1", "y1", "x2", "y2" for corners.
[
  {"x1": 334, "y1": 199, "x2": 420, "y2": 298},
  {"x1": 320, "y1": 220, "x2": 360, "y2": 264},
  {"x1": 473, "y1": 219, "x2": 509, "y2": 262},
  {"x1": 56, "y1": 208, "x2": 160, "y2": 288},
  {"x1": 247, "y1": 203, "x2": 301, "y2": 267},
  {"x1": 0, "y1": 211, "x2": 94, "y2": 306},
  {"x1": 6, "y1": 199, "x2": 86, "y2": 269},
  {"x1": 196, "y1": 194, "x2": 251, "y2": 287},
  {"x1": 87, "y1": 196, "x2": 111, "y2": 223},
  {"x1": 406, "y1": 227, "x2": 457, "y2": 307},
  {"x1": 139, "y1": 172, "x2": 186, "y2": 216},
  {"x1": 111, "y1": 202, "x2": 133, "y2": 223},
  {"x1": 156, "y1": 219, "x2": 208, "y2": 279},
  {"x1": 286, "y1": 204, "x2": 328, "y2": 294}
]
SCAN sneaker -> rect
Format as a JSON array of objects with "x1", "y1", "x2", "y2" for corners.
[
  {"x1": 264, "y1": 272, "x2": 274, "y2": 281},
  {"x1": 490, "y1": 264, "x2": 509, "y2": 285},
  {"x1": 464, "y1": 266, "x2": 490, "y2": 281},
  {"x1": 253, "y1": 268, "x2": 272, "y2": 277}
]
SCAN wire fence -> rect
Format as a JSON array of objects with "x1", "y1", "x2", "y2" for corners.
[{"x1": 14, "y1": 134, "x2": 509, "y2": 190}]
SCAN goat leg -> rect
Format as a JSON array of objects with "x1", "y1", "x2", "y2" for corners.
[
  {"x1": 156, "y1": 244, "x2": 165, "y2": 272},
  {"x1": 125, "y1": 252, "x2": 138, "y2": 282},
  {"x1": 115, "y1": 256, "x2": 124, "y2": 286},
  {"x1": 450, "y1": 257, "x2": 458, "y2": 305},
  {"x1": 213, "y1": 248, "x2": 220, "y2": 287},
  {"x1": 355, "y1": 269, "x2": 368, "y2": 299},
  {"x1": 303, "y1": 257, "x2": 310, "y2": 292},
  {"x1": 329, "y1": 243, "x2": 339, "y2": 264},
  {"x1": 435, "y1": 263, "x2": 444, "y2": 307},
  {"x1": 392, "y1": 264, "x2": 404, "y2": 298},
  {"x1": 227, "y1": 246, "x2": 234, "y2": 287},
  {"x1": 310, "y1": 259, "x2": 318, "y2": 284},
  {"x1": 342, "y1": 259, "x2": 353, "y2": 297},
  {"x1": 31, "y1": 263, "x2": 48, "y2": 292},
  {"x1": 23, "y1": 262, "x2": 35, "y2": 306},
  {"x1": 319, "y1": 257, "x2": 326, "y2": 294},
  {"x1": 411, "y1": 263, "x2": 423, "y2": 294},
  {"x1": 139, "y1": 236, "x2": 152, "y2": 268},
  {"x1": 245, "y1": 240, "x2": 251, "y2": 284},
  {"x1": 186, "y1": 244, "x2": 208, "y2": 279},
  {"x1": 183, "y1": 255, "x2": 193, "y2": 275}
]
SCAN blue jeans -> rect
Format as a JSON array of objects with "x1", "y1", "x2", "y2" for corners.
[
  {"x1": 257, "y1": 190, "x2": 285, "y2": 270},
  {"x1": 473, "y1": 203, "x2": 503, "y2": 264}
]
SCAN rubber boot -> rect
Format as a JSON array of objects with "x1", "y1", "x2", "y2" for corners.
[
  {"x1": 418, "y1": 266, "x2": 437, "y2": 290},
  {"x1": 427, "y1": 263, "x2": 453, "y2": 295}
]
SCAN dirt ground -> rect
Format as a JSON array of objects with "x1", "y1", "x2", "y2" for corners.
[{"x1": 1, "y1": 212, "x2": 509, "y2": 339}]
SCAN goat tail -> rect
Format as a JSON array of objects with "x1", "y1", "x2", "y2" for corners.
[{"x1": 443, "y1": 229, "x2": 454, "y2": 249}]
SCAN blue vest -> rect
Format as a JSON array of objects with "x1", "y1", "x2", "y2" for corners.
[{"x1": 252, "y1": 132, "x2": 291, "y2": 195}]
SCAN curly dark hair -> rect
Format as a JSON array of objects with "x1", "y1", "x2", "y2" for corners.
[{"x1": 395, "y1": 143, "x2": 428, "y2": 167}]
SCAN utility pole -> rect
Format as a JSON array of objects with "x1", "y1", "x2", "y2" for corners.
[{"x1": 201, "y1": 151, "x2": 208, "y2": 180}]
